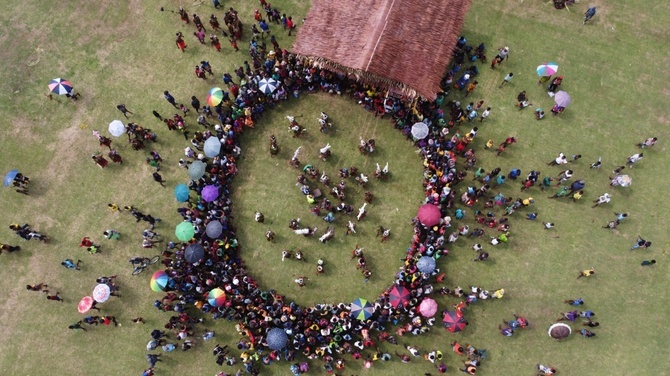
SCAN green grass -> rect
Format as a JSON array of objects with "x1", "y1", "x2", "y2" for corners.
[{"x1": 0, "y1": 0, "x2": 669, "y2": 375}]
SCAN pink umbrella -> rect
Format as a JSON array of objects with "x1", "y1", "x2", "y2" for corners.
[
  {"x1": 417, "y1": 204, "x2": 441, "y2": 227},
  {"x1": 201, "y1": 185, "x2": 219, "y2": 202},
  {"x1": 419, "y1": 298, "x2": 438, "y2": 317},
  {"x1": 78, "y1": 296, "x2": 94, "y2": 314}
]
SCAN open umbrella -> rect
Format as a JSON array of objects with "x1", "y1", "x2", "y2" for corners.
[
  {"x1": 266, "y1": 327, "x2": 288, "y2": 350},
  {"x1": 108, "y1": 120, "x2": 125, "y2": 137},
  {"x1": 201, "y1": 185, "x2": 219, "y2": 202},
  {"x1": 207, "y1": 87, "x2": 224, "y2": 106},
  {"x1": 49, "y1": 78, "x2": 73, "y2": 95},
  {"x1": 203, "y1": 137, "x2": 221, "y2": 158},
  {"x1": 554, "y1": 91, "x2": 571, "y2": 107},
  {"x1": 206, "y1": 220, "x2": 223, "y2": 238},
  {"x1": 208, "y1": 288, "x2": 226, "y2": 307},
  {"x1": 150, "y1": 270, "x2": 169, "y2": 292},
  {"x1": 174, "y1": 184, "x2": 190, "y2": 202},
  {"x1": 419, "y1": 298, "x2": 438, "y2": 317},
  {"x1": 389, "y1": 285, "x2": 411, "y2": 309},
  {"x1": 536, "y1": 62, "x2": 559, "y2": 77},
  {"x1": 417, "y1": 204, "x2": 441, "y2": 227},
  {"x1": 175, "y1": 221, "x2": 195, "y2": 241},
  {"x1": 4, "y1": 169, "x2": 19, "y2": 187},
  {"x1": 548, "y1": 323, "x2": 572, "y2": 339},
  {"x1": 184, "y1": 243, "x2": 205, "y2": 263},
  {"x1": 417, "y1": 256, "x2": 436, "y2": 274},
  {"x1": 350, "y1": 298, "x2": 375, "y2": 321},
  {"x1": 411, "y1": 122, "x2": 429, "y2": 140},
  {"x1": 258, "y1": 78, "x2": 278, "y2": 95},
  {"x1": 612, "y1": 174, "x2": 632, "y2": 187},
  {"x1": 92, "y1": 284, "x2": 111, "y2": 303},
  {"x1": 443, "y1": 310, "x2": 467, "y2": 333},
  {"x1": 188, "y1": 160, "x2": 207, "y2": 180},
  {"x1": 78, "y1": 296, "x2": 94, "y2": 313}
]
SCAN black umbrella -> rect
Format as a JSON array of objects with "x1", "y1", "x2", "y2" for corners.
[{"x1": 184, "y1": 243, "x2": 205, "y2": 263}]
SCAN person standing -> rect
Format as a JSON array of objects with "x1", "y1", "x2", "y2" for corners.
[
  {"x1": 116, "y1": 104, "x2": 133, "y2": 118},
  {"x1": 479, "y1": 107, "x2": 491, "y2": 122},
  {"x1": 46, "y1": 292, "x2": 64, "y2": 302},
  {"x1": 152, "y1": 172, "x2": 166, "y2": 187},
  {"x1": 164, "y1": 91, "x2": 178, "y2": 108},
  {"x1": 175, "y1": 32, "x2": 187, "y2": 52},
  {"x1": 499, "y1": 73, "x2": 513, "y2": 88}
]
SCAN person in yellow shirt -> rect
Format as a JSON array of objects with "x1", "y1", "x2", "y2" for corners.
[
  {"x1": 572, "y1": 190, "x2": 583, "y2": 201},
  {"x1": 577, "y1": 267, "x2": 595, "y2": 279}
]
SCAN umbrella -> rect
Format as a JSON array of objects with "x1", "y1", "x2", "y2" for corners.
[
  {"x1": 350, "y1": 298, "x2": 375, "y2": 321},
  {"x1": 175, "y1": 221, "x2": 195, "y2": 241},
  {"x1": 389, "y1": 285, "x2": 411, "y2": 309},
  {"x1": 443, "y1": 310, "x2": 467, "y2": 333},
  {"x1": 48, "y1": 78, "x2": 73, "y2": 95},
  {"x1": 417, "y1": 204, "x2": 441, "y2": 227},
  {"x1": 208, "y1": 288, "x2": 226, "y2": 307},
  {"x1": 207, "y1": 87, "x2": 224, "y2": 106},
  {"x1": 417, "y1": 256, "x2": 436, "y2": 274},
  {"x1": 258, "y1": 78, "x2": 279, "y2": 95},
  {"x1": 174, "y1": 184, "x2": 190, "y2": 202},
  {"x1": 548, "y1": 323, "x2": 572, "y2": 339},
  {"x1": 4, "y1": 169, "x2": 19, "y2": 187},
  {"x1": 419, "y1": 298, "x2": 438, "y2": 317},
  {"x1": 188, "y1": 160, "x2": 207, "y2": 180},
  {"x1": 554, "y1": 91, "x2": 571, "y2": 107},
  {"x1": 206, "y1": 220, "x2": 223, "y2": 238},
  {"x1": 201, "y1": 185, "x2": 219, "y2": 202},
  {"x1": 536, "y1": 62, "x2": 559, "y2": 77},
  {"x1": 150, "y1": 270, "x2": 169, "y2": 292},
  {"x1": 411, "y1": 122, "x2": 429, "y2": 140},
  {"x1": 613, "y1": 175, "x2": 632, "y2": 187},
  {"x1": 184, "y1": 243, "x2": 205, "y2": 263},
  {"x1": 108, "y1": 120, "x2": 125, "y2": 137},
  {"x1": 570, "y1": 179, "x2": 586, "y2": 191},
  {"x1": 78, "y1": 296, "x2": 94, "y2": 313},
  {"x1": 92, "y1": 284, "x2": 111, "y2": 303},
  {"x1": 266, "y1": 327, "x2": 288, "y2": 350},
  {"x1": 203, "y1": 137, "x2": 221, "y2": 158}
]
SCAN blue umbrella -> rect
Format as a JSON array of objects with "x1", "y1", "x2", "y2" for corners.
[
  {"x1": 174, "y1": 184, "x2": 190, "y2": 202},
  {"x1": 266, "y1": 328, "x2": 288, "y2": 350},
  {"x1": 417, "y1": 256, "x2": 436, "y2": 274},
  {"x1": 205, "y1": 220, "x2": 223, "y2": 238},
  {"x1": 203, "y1": 137, "x2": 221, "y2": 158},
  {"x1": 4, "y1": 170, "x2": 19, "y2": 187},
  {"x1": 258, "y1": 78, "x2": 278, "y2": 95}
]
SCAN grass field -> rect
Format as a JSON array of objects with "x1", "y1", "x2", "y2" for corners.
[{"x1": 1, "y1": 0, "x2": 669, "y2": 375}]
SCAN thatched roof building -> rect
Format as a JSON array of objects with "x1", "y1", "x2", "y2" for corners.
[{"x1": 292, "y1": 0, "x2": 471, "y2": 100}]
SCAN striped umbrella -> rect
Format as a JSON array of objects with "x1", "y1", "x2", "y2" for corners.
[
  {"x1": 150, "y1": 270, "x2": 169, "y2": 292},
  {"x1": 389, "y1": 285, "x2": 410, "y2": 308},
  {"x1": 258, "y1": 78, "x2": 278, "y2": 95},
  {"x1": 48, "y1": 78, "x2": 73, "y2": 95},
  {"x1": 536, "y1": 62, "x2": 559, "y2": 77},
  {"x1": 443, "y1": 310, "x2": 467, "y2": 333},
  {"x1": 207, "y1": 87, "x2": 224, "y2": 106},
  {"x1": 208, "y1": 288, "x2": 226, "y2": 307},
  {"x1": 350, "y1": 298, "x2": 375, "y2": 321}
]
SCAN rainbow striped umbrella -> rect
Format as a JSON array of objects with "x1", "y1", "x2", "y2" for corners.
[
  {"x1": 150, "y1": 270, "x2": 169, "y2": 292},
  {"x1": 350, "y1": 298, "x2": 375, "y2": 321},
  {"x1": 208, "y1": 288, "x2": 226, "y2": 307},
  {"x1": 207, "y1": 87, "x2": 224, "y2": 106},
  {"x1": 536, "y1": 62, "x2": 559, "y2": 77},
  {"x1": 48, "y1": 78, "x2": 73, "y2": 95}
]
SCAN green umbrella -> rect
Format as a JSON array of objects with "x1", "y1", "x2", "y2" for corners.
[{"x1": 175, "y1": 221, "x2": 195, "y2": 241}]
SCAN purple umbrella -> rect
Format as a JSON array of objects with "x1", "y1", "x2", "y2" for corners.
[
  {"x1": 554, "y1": 91, "x2": 571, "y2": 107},
  {"x1": 201, "y1": 185, "x2": 219, "y2": 202}
]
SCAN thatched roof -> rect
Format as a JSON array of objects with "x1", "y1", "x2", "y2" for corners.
[{"x1": 293, "y1": 0, "x2": 471, "y2": 100}]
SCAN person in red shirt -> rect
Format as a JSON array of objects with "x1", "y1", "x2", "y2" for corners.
[
  {"x1": 175, "y1": 32, "x2": 187, "y2": 52},
  {"x1": 286, "y1": 16, "x2": 295, "y2": 35}
]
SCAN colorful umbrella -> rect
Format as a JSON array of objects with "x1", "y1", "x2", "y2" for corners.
[
  {"x1": 612, "y1": 174, "x2": 632, "y2": 187},
  {"x1": 205, "y1": 220, "x2": 223, "y2": 238},
  {"x1": 188, "y1": 160, "x2": 207, "y2": 180},
  {"x1": 175, "y1": 221, "x2": 195, "y2": 241},
  {"x1": 201, "y1": 185, "x2": 219, "y2": 202},
  {"x1": 92, "y1": 284, "x2": 111, "y2": 303},
  {"x1": 389, "y1": 285, "x2": 411, "y2": 308},
  {"x1": 419, "y1": 298, "x2": 438, "y2": 317},
  {"x1": 203, "y1": 137, "x2": 221, "y2": 158},
  {"x1": 548, "y1": 323, "x2": 572, "y2": 339},
  {"x1": 411, "y1": 122, "x2": 429, "y2": 140},
  {"x1": 184, "y1": 243, "x2": 205, "y2": 263},
  {"x1": 150, "y1": 270, "x2": 169, "y2": 292},
  {"x1": 208, "y1": 288, "x2": 226, "y2": 307},
  {"x1": 350, "y1": 298, "x2": 375, "y2": 321},
  {"x1": 78, "y1": 296, "x2": 94, "y2": 313},
  {"x1": 417, "y1": 204, "x2": 441, "y2": 227},
  {"x1": 443, "y1": 310, "x2": 467, "y2": 333},
  {"x1": 417, "y1": 256, "x2": 436, "y2": 274},
  {"x1": 4, "y1": 169, "x2": 19, "y2": 187},
  {"x1": 207, "y1": 87, "x2": 224, "y2": 106},
  {"x1": 48, "y1": 78, "x2": 73, "y2": 95},
  {"x1": 266, "y1": 327, "x2": 288, "y2": 350},
  {"x1": 536, "y1": 62, "x2": 559, "y2": 77},
  {"x1": 108, "y1": 120, "x2": 125, "y2": 137},
  {"x1": 258, "y1": 78, "x2": 278, "y2": 95},
  {"x1": 174, "y1": 184, "x2": 190, "y2": 202},
  {"x1": 554, "y1": 91, "x2": 571, "y2": 107}
]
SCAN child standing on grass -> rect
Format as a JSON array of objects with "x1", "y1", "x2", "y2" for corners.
[{"x1": 499, "y1": 73, "x2": 513, "y2": 88}]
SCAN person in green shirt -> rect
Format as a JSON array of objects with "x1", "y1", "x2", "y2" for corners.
[{"x1": 548, "y1": 186, "x2": 570, "y2": 199}]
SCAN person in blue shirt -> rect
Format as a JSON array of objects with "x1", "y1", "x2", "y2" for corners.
[
  {"x1": 508, "y1": 168, "x2": 521, "y2": 180},
  {"x1": 564, "y1": 298, "x2": 584, "y2": 306}
]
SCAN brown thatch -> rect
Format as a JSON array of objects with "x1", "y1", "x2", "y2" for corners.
[{"x1": 292, "y1": 0, "x2": 471, "y2": 100}]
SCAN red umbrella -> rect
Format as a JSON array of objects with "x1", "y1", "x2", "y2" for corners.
[
  {"x1": 389, "y1": 285, "x2": 410, "y2": 308},
  {"x1": 417, "y1": 204, "x2": 441, "y2": 227},
  {"x1": 78, "y1": 296, "x2": 94, "y2": 314},
  {"x1": 443, "y1": 310, "x2": 467, "y2": 333}
]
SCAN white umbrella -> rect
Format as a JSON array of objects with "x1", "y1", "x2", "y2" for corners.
[
  {"x1": 411, "y1": 122, "x2": 429, "y2": 140},
  {"x1": 203, "y1": 137, "x2": 221, "y2": 158},
  {"x1": 259, "y1": 78, "x2": 278, "y2": 95},
  {"x1": 108, "y1": 120, "x2": 125, "y2": 137}
]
